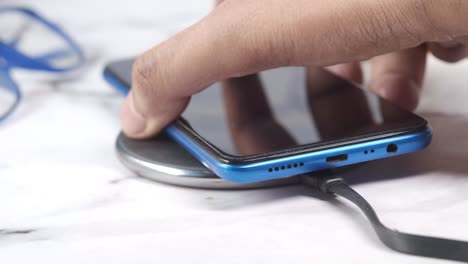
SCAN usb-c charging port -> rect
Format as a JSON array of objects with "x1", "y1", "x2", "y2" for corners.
[{"x1": 326, "y1": 154, "x2": 348, "y2": 163}]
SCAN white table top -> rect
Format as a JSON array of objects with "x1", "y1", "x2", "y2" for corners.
[{"x1": 1, "y1": 1, "x2": 467, "y2": 263}]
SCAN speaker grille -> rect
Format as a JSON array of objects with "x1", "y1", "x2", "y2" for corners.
[{"x1": 268, "y1": 162, "x2": 304, "y2": 173}]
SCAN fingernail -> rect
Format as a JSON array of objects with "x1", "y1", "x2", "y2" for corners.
[
  {"x1": 121, "y1": 93, "x2": 147, "y2": 136},
  {"x1": 325, "y1": 63, "x2": 363, "y2": 84},
  {"x1": 376, "y1": 78, "x2": 419, "y2": 111}
]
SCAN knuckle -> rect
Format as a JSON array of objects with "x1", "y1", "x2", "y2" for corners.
[
  {"x1": 379, "y1": 1, "x2": 427, "y2": 44},
  {"x1": 132, "y1": 55, "x2": 154, "y2": 94},
  {"x1": 343, "y1": 5, "x2": 400, "y2": 57},
  {"x1": 131, "y1": 52, "x2": 168, "y2": 114},
  {"x1": 411, "y1": 0, "x2": 451, "y2": 39},
  {"x1": 238, "y1": 22, "x2": 295, "y2": 70},
  {"x1": 395, "y1": 1, "x2": 427, "y2": 41},
  {"x1": 356, "y1": 15, "x2": 389, "y2": 49},
  {"x1": 352, "y1": 0, "x2": 444, "y2": 50},
  {"x1": 270, "y1": 27, "x2": 298, "y2": 66},
  {"x1": 132, "y1": 51, "x2": 170, "y2": 99},
  {"x1": 406, "y1": 0, "x2": 468, "y2": 40},
  {"x1": 243, "y1": 34, "x2": 281, "y2": 69}
]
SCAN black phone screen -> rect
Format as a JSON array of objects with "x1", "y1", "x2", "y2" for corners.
[{"x1": 106, "y1": 59, "x2": 427, "y2": 159}]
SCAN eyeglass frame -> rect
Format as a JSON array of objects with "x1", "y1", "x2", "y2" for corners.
[{"x1": 0, "y1": 6, "x2": 85, "y2": 122}]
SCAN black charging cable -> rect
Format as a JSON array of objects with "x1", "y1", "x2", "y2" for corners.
[{"x1": 302, "y1": 173, "x2": 468, "y2": 263}]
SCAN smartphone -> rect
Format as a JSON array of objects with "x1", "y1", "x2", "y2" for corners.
[{"x1": 104, "y1": 58, "x2": 432, "y2": 183}]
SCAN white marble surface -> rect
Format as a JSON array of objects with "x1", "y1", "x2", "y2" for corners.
[{"x1": 1, "y1": 1, "x2": 468, "y2": 263}]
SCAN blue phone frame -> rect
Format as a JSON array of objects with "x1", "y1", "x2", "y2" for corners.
[{"x1": 104, "y1": 69, "x2": 432, "y2": 183}]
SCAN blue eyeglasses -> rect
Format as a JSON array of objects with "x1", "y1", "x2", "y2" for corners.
[{"x1": 0, "y1": 7, "x2": 84, "y2": 122}]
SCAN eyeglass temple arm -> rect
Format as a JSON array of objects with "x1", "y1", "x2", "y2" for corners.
[
  {"x1": 35, "y1": 49, "x2": 76, "y2": 62},
  {"x1": 7, "y1": 18, "x2": 33, "y2": 47}
]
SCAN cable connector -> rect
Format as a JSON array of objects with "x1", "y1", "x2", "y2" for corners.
[
  {"x1": 301, "y1": 171, "x2": 345, "y2": 194},
  {"x1": 300, "y1": 170, "x2": 468, "y2": 263}
]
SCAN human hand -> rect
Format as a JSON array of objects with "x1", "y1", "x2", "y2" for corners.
[{"x1": 121, "y1": 0, "x2": 468, "y2": 138}]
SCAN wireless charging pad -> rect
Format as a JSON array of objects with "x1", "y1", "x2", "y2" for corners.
[{"x1": 116, "y1": 132, "x2": 300, "y2": 189}]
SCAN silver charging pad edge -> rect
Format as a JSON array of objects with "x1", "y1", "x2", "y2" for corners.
[{"x1": 116, "y1": 132, "x2": 300, "y2": 189}]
